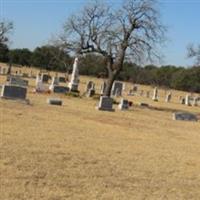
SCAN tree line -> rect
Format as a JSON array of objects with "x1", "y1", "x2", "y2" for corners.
[{"x1": 0, "y1": 45, "x2": 199, "y2": 93}]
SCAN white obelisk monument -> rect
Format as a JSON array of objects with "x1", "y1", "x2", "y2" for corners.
[{"x1": 68, "y1": 57, "x2": 79, "y2": 91}]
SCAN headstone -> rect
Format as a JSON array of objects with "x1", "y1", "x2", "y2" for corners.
[
  {"x1": 111, "y1": 81, "x2": 123, "y2": 96},
  {"x1": 49, "y1": 76, "x2": 59, "y2": 91},
  {"x1": 1, "y1": 85, "x2": 27, "y2": 100},
  {"x1": 96, "y1": 96, "x2": 115, "y2": 111},
  {"x1": 185, "y1": 94, "x2": 191, "y2": 106},
  {"x1": 100, "y1": 81, "x2": 106, "y2": 95},
  {"x1": 87, "y1": 88, "x2": 95, "y2": 97},
  {"x1": 118, "y1": 99, "x2": 129, "y2": 110},
  {"x1": 173, "y1": 112, "x2": 198, "y2": 122},
  {"x1": 41, "y1": 73, "x2": 49, "y2": 83},
  {"x1": 8, "y1": 76, "x2": 28, "y2": 87},
  {"x1": 165, "y1": 92, "x2": 172, "y2": 103},
  {"x1": 152, "y1": 87, "x2": 158, "y2": 101},
  {"x1": 59, "y1": 76, "x2": 66, "y2": 83},
  {"x1": 52, "y1": 86, "x2": 69, "y2": 93},
  {"x1": 86, "y1": 81, "x2": 95, "y2": 93},
  {"x1": 47, "y1": 98, "x2": 62, "y2": 106},
  {"x1": 68, "y1": 57, "x2": 79, "y2": 92},
  {"x1": 35, "y1": 74, "x2": 45, "y2": 92},
  {"x1": 192, "y1": 97, "x2": 198, "y2": 106}
]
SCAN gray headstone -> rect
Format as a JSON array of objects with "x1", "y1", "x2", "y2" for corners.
[
  {"x1": 52, "y1": 86, "x2": 69, "y2": 93},
  {"x1": 97, "y1": 96, "x2": 115, "y2": 111},
  {"x1": 100, "y1": 81, "x2": 106, "y2": 95},
  {"x1": 47, "y1": 98, "x2": 62, "y2": 106},
  {"x1": 41, "y1": 74, "x2": 50, "y2": 83},
  {"x1": 86, "y1": 81, "x2": 95, "y2": 92},
  {"x1": 8, "y1": 76, "x2": 28, "y2": 87},
  {"x1": 118, "y1": 99, "x2": 129, "y2": 110},
  {"x1": 111, "y1": 81, "x2": 123, "y2": 96},
  {"x1": 1, "y1": 85, "x2": 27, "y2": 100},
  {"x1": 87, "y1": 88, "x2": 95, "y2": 97},
  {"x1": 173, "y1": 112, "x2": 198, "y2": 122},
  {"x1": 59, "y1": 76, "x2": 66, "y2": 83}
]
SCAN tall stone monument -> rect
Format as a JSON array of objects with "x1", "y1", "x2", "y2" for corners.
[
  {"x1": 68, "y1": 57, "x2": 79, "y2": 92},
  {"x1": 152, "y1": 87, "x2": 158, "y2": 101}
]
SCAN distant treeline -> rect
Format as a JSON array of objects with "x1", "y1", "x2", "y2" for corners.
[{"x1": 0, "y1": 45, "x2": 200, "y2": 93}]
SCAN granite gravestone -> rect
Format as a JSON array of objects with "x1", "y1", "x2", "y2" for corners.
[
  {"x1": 52, "y1": 86, "x2": 69, "y2": 93},
  {"x1": 41, "y1": 74, "x2": 50, "y2": 83},
  {"x1": 59, "y1": 76, "x2": 66, "y2": 83},
  {"x1": 8, "y1": 76, "x2": 28, "y2": 87},
  {"x1": 68, "y1": 57, "x2": 79, "y2": 92},
  {"x1": 152, "y1": 87, "x2": 158, "y2": 101},
  {"x1": 97, "y1": 96, "x2": 115, "y2": 111},
  {"x1": 111, "y1": 81, "x2": 123, "y2": 96},
  {"x1": 100, "y1": 81, "x2": 106, "y2": 95},
  {"x1": 118, "y1": 99, "x2": 129, "y2": 110},
  {"x1": 47, "y1": 98, "x2": 62, "y2": 106},
  {"x1": 1, "y1": 85, "x2": 27, "y2": 100},
  {"x1": 173, "y1": 112, "x2": 198, "y2": 122},
  {"x1": 165, "y1": 92, "x2": 172, "y2": 103}
]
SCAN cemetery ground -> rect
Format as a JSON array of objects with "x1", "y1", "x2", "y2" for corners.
[{"x1": 0, "y1": 64, "x2": 200, "y2": 200}]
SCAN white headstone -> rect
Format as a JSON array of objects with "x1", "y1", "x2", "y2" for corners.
[
  {"x1": 68, "y1": 57, "x2": 79, "y2": 91},
  {"x1": 152, "y1": 87, "x2": 158, "y2": 101}
]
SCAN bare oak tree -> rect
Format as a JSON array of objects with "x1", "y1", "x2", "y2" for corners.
[
  {"x1": 0, "y1": 20, "x2": 13, "y2": 46},
  {"x1": 187, "y1": 44, "x2": 200, "y2": 65},
  {"x1": 62, "y1": 0, "x2": 165, "y2": 96}
]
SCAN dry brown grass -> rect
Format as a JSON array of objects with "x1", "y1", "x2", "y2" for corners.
[{"x1": 0, "y1": 63, "x2": 200, "y2": 200}]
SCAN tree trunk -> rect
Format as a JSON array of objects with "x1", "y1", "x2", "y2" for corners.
[{"x1": 7, "y1": 62, "x2": 12, "y2": 75}]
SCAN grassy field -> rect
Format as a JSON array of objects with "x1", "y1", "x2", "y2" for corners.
[{"x1": 0, "y1": 63, "x2": 200, "y2": 200}]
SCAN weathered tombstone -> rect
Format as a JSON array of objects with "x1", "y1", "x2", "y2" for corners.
[
  {"x1": 41, "y1": 73, "x2": 49, "y2": 83},
  {"x1": 185, "y1": 94, "x2": 191, "y2": 106},
  {"x1": 49, "y1": 76, "x2": 59, "y2": 91},
  {"x1": 59, "y1": 76, "x2": 66, "y2": 83},
  {"x1": 1, "y1": 85, "x2": 27, "y2": 100},
  {"x1": 180, "y1": 97, "x2": 185, "y2": 104},
  {"x1": 47, "y1": 98, "x2": 62, "y2": 106},
  {"x1": 96, "y1": 96, "x2": 115, "y2": 111},
  {"x1": 68, "y1": 57, "x2": 79, "y2": 92},
  {"x1": 35, "y1": 74, "x2": 45, "y2": 92},
  {"x1": 86, "y1": 81, "x2": 95, "y2": 93},
  {"x1": 111, "y1": 81, "x2": 123, "y2": 96},
  {"x1": 8, "y1": 76, "x2": 28, "y2": 87},
  {"x1": 152, "y1": 87, "x2": 158, "y2": 101},
  {"x1": 52, "y1": 86, "x2": 69, "y2": 93},
  {"x1": 173, "y1": 112, "x2": 198, "y2": 122},
  {"x1": 192, "y1": 97, "x2": 198, "y2": 106},
  {"x1": 118, "y1": 99, "x2": 129, "y2": 110},
  {"x1": 87, "y1": 88, "x2": 95, "y2": 97},
  {"x1": 100, "y1": 81, "x2": 106, "y2": 95},
  {"x1": 165, "y1": 92, "x2": 172, "y2": 103}
]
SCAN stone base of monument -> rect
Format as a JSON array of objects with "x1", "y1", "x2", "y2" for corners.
[
  {"x1": 96, "y1": 96, "x2": 115, "y2": 112},
  {"x1": 47, "y1": 98, "x2": 62, "y2": 106},
  {"x1": 173, "y1": 112, "x2": 198, "y2": 122}
]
